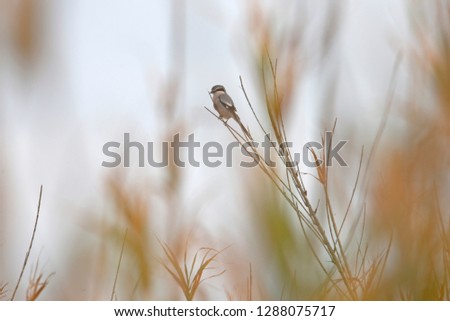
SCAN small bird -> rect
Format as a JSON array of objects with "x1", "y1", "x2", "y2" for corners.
[{"x1": 209, "y1": 85, "x2": 251, "y2": 139}]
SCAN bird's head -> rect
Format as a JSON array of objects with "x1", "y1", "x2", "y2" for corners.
[{"x1": 210, "y1": 85, "x2": 226, "y2": 94}]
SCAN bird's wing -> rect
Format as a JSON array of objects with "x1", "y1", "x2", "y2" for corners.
[{"x1": 219, "y1": 93, "x2": 236, "y2": 111}]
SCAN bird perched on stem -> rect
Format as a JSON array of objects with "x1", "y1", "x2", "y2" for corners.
[{"x1": 209, "y1": 85, "x2": 252, "y2": 139}]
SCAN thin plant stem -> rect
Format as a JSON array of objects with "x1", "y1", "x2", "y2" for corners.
[
  {"x1": 10, "y1": 185, "x2": 43, "y2": 301},
  {"x1": 110, "y1": 228, "x2": 128, "y2": 300}
]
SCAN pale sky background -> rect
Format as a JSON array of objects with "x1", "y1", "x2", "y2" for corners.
[{"x1": 0, "y1": 0, "x2": 412, "y2": 299}]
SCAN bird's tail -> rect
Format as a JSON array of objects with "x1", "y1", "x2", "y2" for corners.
[{"x1": 233, "y1": 112, "x2": 252, "y2": 140}]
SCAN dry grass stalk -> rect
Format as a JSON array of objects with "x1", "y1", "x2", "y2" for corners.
[
  {"x1": 0, "y1": 283, "x2": 7, "y2": 300},
  {"x1": 110, "y1": 229, "x2": 128, "y2": 300},
  {"x1": 26, "y1": 262, "x2": 53, "y2": 301},
  {"x1": 158, "y1": 240, "x2": 226, "y2": 301},
  {"x1": 206, "y1": 51, "x2": 410, "y2": 299},
  {"x1": 106, "y1": 177, "x2": 153, "y2": 294},
  {"x1": 246, "y1": 263, "x2": 253, "y2": 301},
  {"x1": 10, "y1": 185, "x2": 43, "y2": 301},
  {"x1": 207, "y1": 71, "x2": 366, "y2": 299}
]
